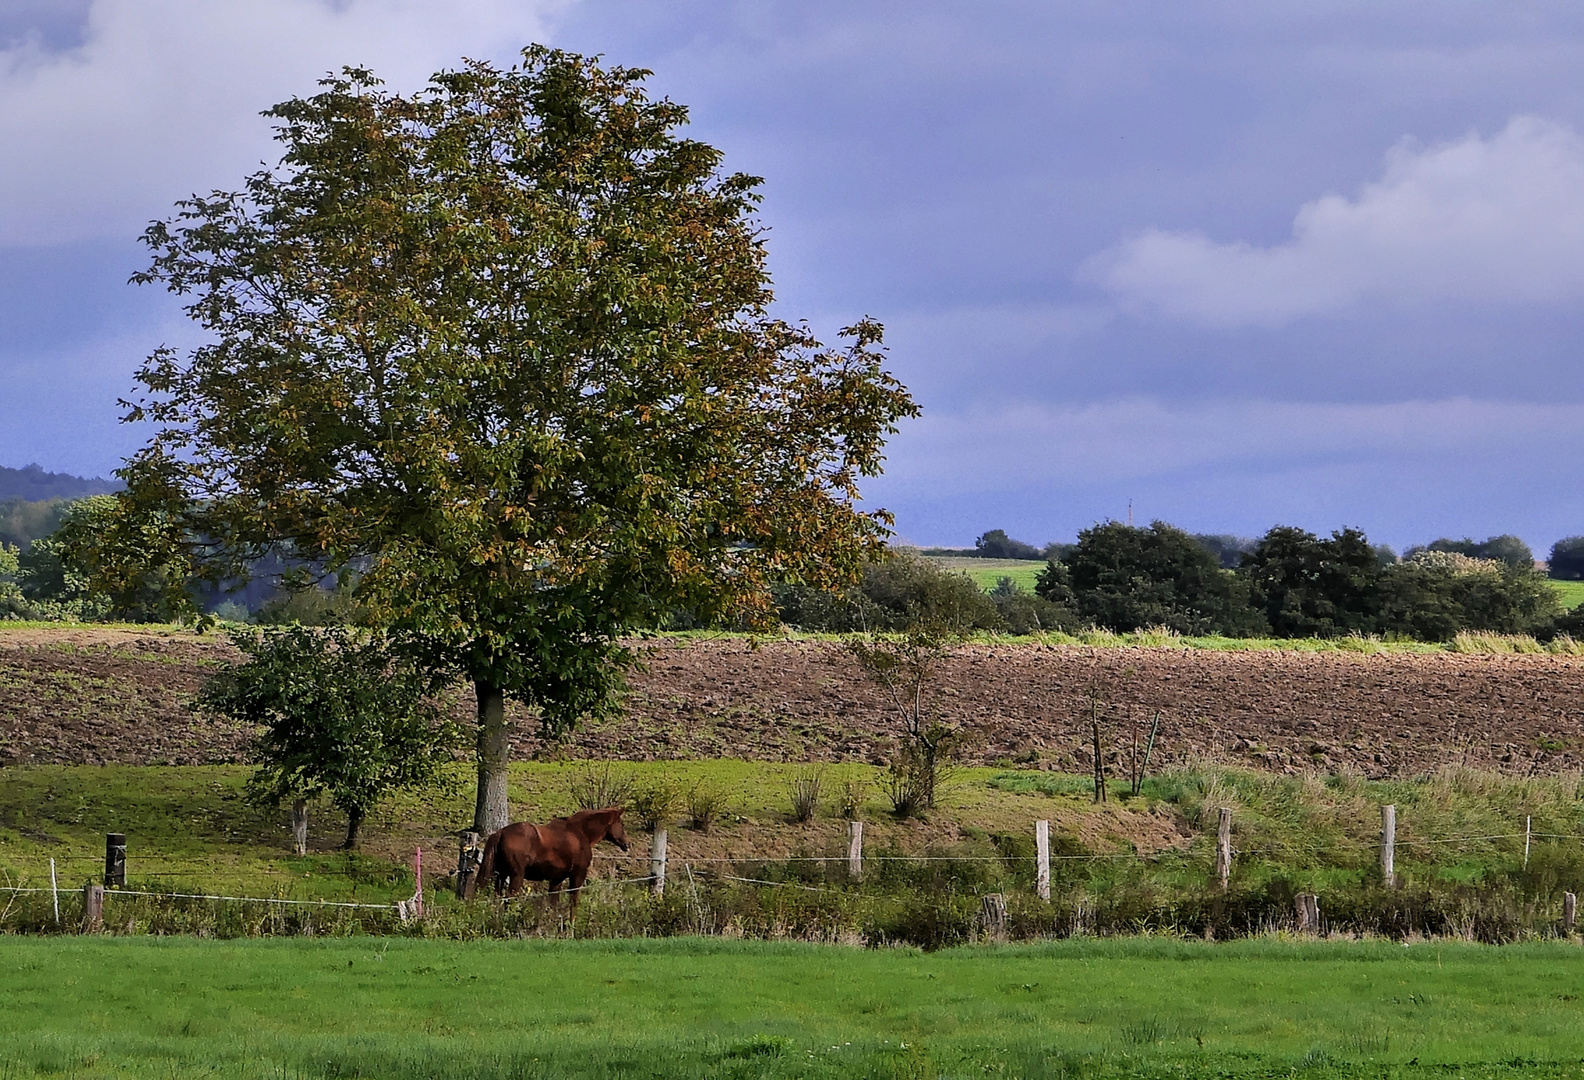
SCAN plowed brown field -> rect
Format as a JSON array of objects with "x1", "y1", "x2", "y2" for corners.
[{"x1": 2, "y1": 629, "x2": 1582, "y2": 777}]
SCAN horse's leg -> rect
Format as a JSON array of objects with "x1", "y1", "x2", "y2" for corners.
[{"x1": 567, "y1": 866, "x2": 590, "y2": 913}]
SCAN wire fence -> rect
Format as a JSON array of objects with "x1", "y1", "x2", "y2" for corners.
[{"x1": 2, "y1": 808, "x2": 1576, "y2": 925}]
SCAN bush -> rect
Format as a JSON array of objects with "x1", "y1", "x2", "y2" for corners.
[
  {"x1": 1377, "y1": 553, "x2": 1559, "y2": 641},
  {"x1": 630, "y1": 777, "x2": 683, "y2": 831},
  {"x1": 777, "y1": 551, "x2": 1004, "y2": 632},
  {"x1": 988, "y1": 576, "x2": 1078, "y2": 634},
  {"x1": 1059, "y1": 521, "x2": 1267, "y2": 636},
  {"x1": 1191, "y1": 533, "x2": 1258, "y2": 570},
  {"x1": 686, "y1": 782, "x2": 730, "y2": 831},
  {"x1": 788, "y1": 769, "x2": 822, "y2": 823},
  {"x1": 1415, "y1": 534, "x2": 1535, "y2": 570},
  {"x1": 570, "y1": 764, "x2": 636, "y2": 812},
  {"x1": 836, "y1": 775, "x2": 868, "y2": 820}
]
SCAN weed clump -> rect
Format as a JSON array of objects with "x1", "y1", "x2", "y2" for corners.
[
  {"x1": 788, "y1": 769, "x2": 822, "y2": 823},
  {"x1": 570, "y1": 764, "x2": 635, "y2": 811}
]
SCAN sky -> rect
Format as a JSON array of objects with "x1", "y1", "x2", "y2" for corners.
[{"x1": 3, "y1": 1, "x2": 1584, "y2": 552}]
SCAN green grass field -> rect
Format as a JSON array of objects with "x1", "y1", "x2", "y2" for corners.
[
  {"x1": 5, "y1": 937, "x2": 1584, "y2": 1078},
  {"x1": 926, "y1": 556, "x2": 1046, "y2": 592},
  {"x1": 1551, "y1": 580, "x2": 1584, "y2": 610}
]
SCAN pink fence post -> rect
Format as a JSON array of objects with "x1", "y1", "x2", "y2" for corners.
[{"x1": 414, "y1": 847, "x2": 423, "y2": 917}]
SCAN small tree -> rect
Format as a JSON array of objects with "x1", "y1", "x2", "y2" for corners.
[
  {"x1": 201, "y1": 626, "x2": 460, "y2": 848},
  {"x1": 847, "y1": 622, "x2": 961, "y2": 814}
]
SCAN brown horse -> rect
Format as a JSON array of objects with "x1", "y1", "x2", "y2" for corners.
[{"x1": 467, "y1": 807, "x2": 629, "y2": 909}]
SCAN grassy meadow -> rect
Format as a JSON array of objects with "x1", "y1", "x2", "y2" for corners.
[
  {"x1": 926, "y1": 556, "x2": 1047, "y2": 592},
  {"x1": 5, "y1": 760, "x2": 1584, "y2": 943},
  {"x1": 1551, "y1": 579, "x2": 1584, "y2": 610},
  {"x1": 5, "y1": 936, "x2": 1584, "y2": 1079}
]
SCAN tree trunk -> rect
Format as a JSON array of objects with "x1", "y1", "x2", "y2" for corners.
[
  {"x1": 473, "y1": 680, "x2": 510, "y2": 834},
  {"x1": 343, "y1": 805, "x2": 364, "y2": 850}
]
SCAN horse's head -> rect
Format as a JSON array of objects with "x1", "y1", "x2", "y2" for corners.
[{"x1": 604, "y1": 807, "x2": 630, "y2": 851}]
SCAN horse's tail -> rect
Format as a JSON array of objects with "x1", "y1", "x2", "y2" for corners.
[{"x1": 469, "y1": 830, "x2": 501, "y2": 900}]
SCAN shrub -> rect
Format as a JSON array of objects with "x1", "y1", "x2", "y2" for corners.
[
  {"x1": 777, "y1": 550, "x2": 1003, "y2": 632},
  {"x1": 848, "y1": 624, "x2": 963, "y2": 810},
  {"x1": 686, "y1": 782, "x2": 730, "y2": 831},
  {"x1": 1191, "y1": 533, "x2": 1258, "y2": 570},
  {"x1": 988, "y1": 576, "x2": 1078, "y2": 634},
  {"x1": 570, "y1": 764, "x2": 635, "y2": 812},
  {"x1": 884, "y1": 752, "x2": 927, "y2": 819},
  {"x1": 788, "y1": 769, "x2": 822, "y2": 823},
  {"x1": 1415, "y1": 534, "x2": 1535, "y2": 570},
  {"x1": 836, "y1": 775, "x2": 868, "y2": 820},
  {"x1": 629, "y1": 778, "x2": 683, "y2": 831}
]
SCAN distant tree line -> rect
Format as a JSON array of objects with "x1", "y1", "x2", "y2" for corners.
[
  {"x1": 7, "y1": 495, "x2": 1584, "y2": 646},
  {"x1": 0, "y1": 463, "x2": 118, "y2": 504},
  {"x1": 778, "y1": 523, "x2": 1584, "y2": 642}
]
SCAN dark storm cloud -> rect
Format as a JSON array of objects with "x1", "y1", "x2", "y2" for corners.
[{"x1": 4, "y1": 1, "x2": 1584, "y2": 548}]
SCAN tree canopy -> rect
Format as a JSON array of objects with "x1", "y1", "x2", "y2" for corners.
[
  {"x1": 108, "y1": 47, "x2": 917, "y2": 831},
  {"x1": 1047, "y1": 520, "x2": 1265, "y2": 636}
]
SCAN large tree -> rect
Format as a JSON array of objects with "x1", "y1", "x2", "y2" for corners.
[
  {"x1": 1047, "y1": 520, "x2": 1266, "y2": 636},
  {"x1": 106, "y1": 47, "x2": 917, "y2": 832}
]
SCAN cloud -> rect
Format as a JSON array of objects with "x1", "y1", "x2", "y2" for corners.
[
  {"x1": 1085, "y1": 116, "x2": 1584, "y2": 327},
  {"x1": 0, "y1": 0, "x2": 568, "y2": 246},
  {"x1": 875, "y1": 396, "x2": 1584, "y2": 499}
]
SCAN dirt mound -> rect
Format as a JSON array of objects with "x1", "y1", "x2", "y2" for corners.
[{"x1": 3, "y1": 630, "x2": 1583, "y2": 777}]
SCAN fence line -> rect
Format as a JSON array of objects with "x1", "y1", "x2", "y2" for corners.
[{"x1": 3, "y1": 817, "x2": 1574, "y2": 918}]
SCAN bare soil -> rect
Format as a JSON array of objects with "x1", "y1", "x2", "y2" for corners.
[{"x1": 3, "y1": 630, "x2": 1582, "y2": 777}]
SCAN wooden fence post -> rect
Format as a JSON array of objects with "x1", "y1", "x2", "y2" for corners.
[
  {"x1": 82, "y1": 884, "x2": 103, "y2": 932},
  {"x1": 1035, "y1": 820, "x2": 1051, "y2": 901},
  {"x1": 651, "y1": 829, "x2": 668, "y2": 896},
  {"x1": 291, "y1": 799, "x2": 309, "y2": 856},
  {"x1": 1524, "y1": 816, "x2": 1532, "y2": 870},
  {"x1": 1295, "y1": 893, "x2": 1320, "y2": 935},
  {"x1": 104, "y1": 833, "x2": 125, "y2": 888},
  {"x1": 50, "y1": 858, "x2": 60, "y2": 926},
  {"x1": 455, "y1": 831, "x2": 482, "y2": 898},
  {"x1": 1565, "y1": 891, "x2": 1577, "y2": 934},
  {"x1": 848, "y1": 820, "x2": 864, "y2": 881},
  {"x1": 1215, "y1": 808, "x2": 1232, "y2": 891},
  {"x1": 1380, "y1": 805, "x2": 1396, "y2": 888},
  {"x1": 980, "y1": 893, "x2": 1008, "y2": 942}
]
